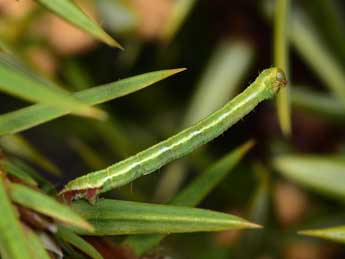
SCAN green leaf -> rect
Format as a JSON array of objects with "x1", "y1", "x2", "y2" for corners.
[
  {"x1": 34, "y1": 0, "x2": 123, "y2": 49},
  {"x1": 273, "y1": 155, "x2": 345, "y2": 201},
  {"x1": 57, "y1": 226, "x2": 103, "y2": 259},
  {"x1": 291, "y1": 87, "x2": 345, "y2": 120},
  {"x1": 24, "y1": 228, "x2": 51, "y2": 259},
  {"x1": 0, "y1": 68, "x2": 185, "y2": 136},
  {"x1": 299, "y1": 226, "x2": 345, "y2": 244},
  {"x1": 0, "y1": 54, "x2": 104, "y2": 119},
  {"x1": 290, "y1": 9, "x2": 345, "y2": 104},
  {"x1": 8, "y1": 183, "x2": 94, "y2": 232},
  {"x1": 273, "y1": 0, "x2": 291, "y2": 136},
  {"x1": 247, "y1": 162, "x2": 271, "y2": 224},
  {"x1": 10, "y1": 159, "x2": 56, "y2": 194},
  {"x1": 171, "y1": 140, "x2": 255, "y2": 206},
  {"x1": 306, "y1": 0, "x2": 345, "y2": 65},
  {"x1": 236, "y1": 162, "x2": 271, "y2": 259},
  {"x1": 71, "y1": 199, "x2": 260, "y2": 235},
  {"x1": 125, "y1": 140, "x2": 255, "y2": 255},
  {"x1": 0, "y1": 159, "x2": 37, "y2": 186},
  {"x1": 0, "y1": 174, "x2": 32, "y2": 259},
  {"x1": 263, "y1": 2, "x2": 345, "y2": 105},
  {"x1": 0, "y1": 134, "x2": 60, "y2": 176}
]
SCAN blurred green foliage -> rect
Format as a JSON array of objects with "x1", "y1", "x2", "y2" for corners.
[{"x1": 1, "y1": 0, "x2": 345, "y2": 258}]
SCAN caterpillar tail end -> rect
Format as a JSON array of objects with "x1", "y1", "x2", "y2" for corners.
[{"x1": 58, "y1": 187, "x2": 101, "y2": 205}]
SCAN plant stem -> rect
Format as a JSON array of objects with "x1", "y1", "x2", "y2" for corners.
[{"x1": 274, "y1": 0, "x2": 291, "y2": 136}]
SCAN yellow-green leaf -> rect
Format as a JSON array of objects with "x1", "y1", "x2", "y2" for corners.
[
  {"x1": 35, "y1": 0, "x2": 122, "y2": 49},
  {"x1": 291, "y1": 87, "x2": 345, "y2": 120},
  {"x1": 299, "y1": 226, "x2": 345, "y2": 244},
  {"x1": 0, "y1": 160, "x2": 37, "y2": 186},
  {"x1": 0, "y1": 68, "x2": 185, "y2": 136},
  {"x1": 8, "y1": 183, "x2": 93, "y2": 232},
  {"x1": 0, "y1": 134, "x2": 60, "y2": 176},
  {"x1": 273, "y1": 155, "x2": 345, "y2": 201},
  {"x1": 273, "y1": 0, "x2": 291, "y2": 136},
  {"x1": 0, "y1": 175, "x2": 32, "y2": 259},
  {"x1": 125, "y1": 140, "x2": 254, "y2": 255},
  {"x1": 0, "y1": 54, "x2": 104, "y2": 119},
  {"x1": 290, "y1": 9, "x2": 345, "y2": 104},
  {"x1": 71, "y1": 199, "x2": 260, "y2": 235}
]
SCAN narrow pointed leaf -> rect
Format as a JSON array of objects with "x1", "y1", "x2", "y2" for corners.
[
  {"x1": 0, "y1": 54, "x2": 104, "y2": 119},
  {"x1": 71, "y1": 199, "x2": 260, "y2": 235},
  {"x1": 290, "y1": 10, "x2": 345, "y2": 104},
  {"x1": 236, "y1": 162, "x2": 271, "y2": 259},
  {"x1": 0, "y1": 175, "x2": 32, "y2": 259},
  {"x1": 171, "y1": 140, "x2": 255, "y2": 206},
  {"x1": 125, "y1": 140, "x2": 254, "y2": 255},
  {"x1": 273, "y1": 155, "x2": 345, "y2": 201},
  {"x1": 307, "y1": 0, "x2": 345, "y2": 65},
  {"x1": 0, "y1": 68, "x2": 185, "y2": 136},
  {"x1": 263, "y1": 3, "x2": 345, "y2": 105},
  {"x1": 299, "y1": 226, "x2": 345, "y2": 244},
  {"x1": 0, "y1": 160, "x2": 37, "y2": 186},
  {"x1": 10, "y1": 159, "x2": 56, "y2": 194},
  {"x1": 0, "y1": 134, "x2": 60, "y2": 176},
  {"x1": 8, "y1": 183, "x2": 93, "y2": 232},
  {"x1": 35, "y1": 0, "x2": 123, "y2": 49},
  {"x1": 57, "y1": 226, "x2": 103, "y2": 259}
]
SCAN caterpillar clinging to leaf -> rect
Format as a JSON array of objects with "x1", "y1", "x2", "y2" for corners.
[{"x1": 59, "y1": 67, "x2": 287, "y2": 204}]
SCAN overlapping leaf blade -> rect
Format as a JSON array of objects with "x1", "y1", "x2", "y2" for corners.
[
  {"x1": 0, "y1": 55, "x2": 104, "y2": 119},
  {"x1": 291, "y1": 87, "x2": 345, "y2": 119},
  {"x1": 0, "y1": 175, "x2": 32, "y2": 259},
  {"x1": 71, "y1": 199, "x2": 259, "y2": 235},
  {"x1": 0, "y1": 68, "x2": 185, "y2": 136},
  {"x1": 0, "y1": 135, "x2": 60, "y2": 176},
  {"x1": 125, "y1": 140, "x2": 254, "y2": 255},
  {"x1": 0, "y1": 160, "x2": 37, "y2": 186},
  {"x1": 273, "y1": 154, "x2": 345, "y2": 201},
  {"x1": 8, "y1": 183, "x2": 93, "y2": 231},
  {"x1": 34, "y1": 0, "x2": 123, "y2": 49},
  {"x1": 290, "y1": 9, "x2": 345, "y2": 104}
]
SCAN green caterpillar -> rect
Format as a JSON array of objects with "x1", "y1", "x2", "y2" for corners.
[{"x1": 60, "y1": 67, "x2": 287, "y2": 203}]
